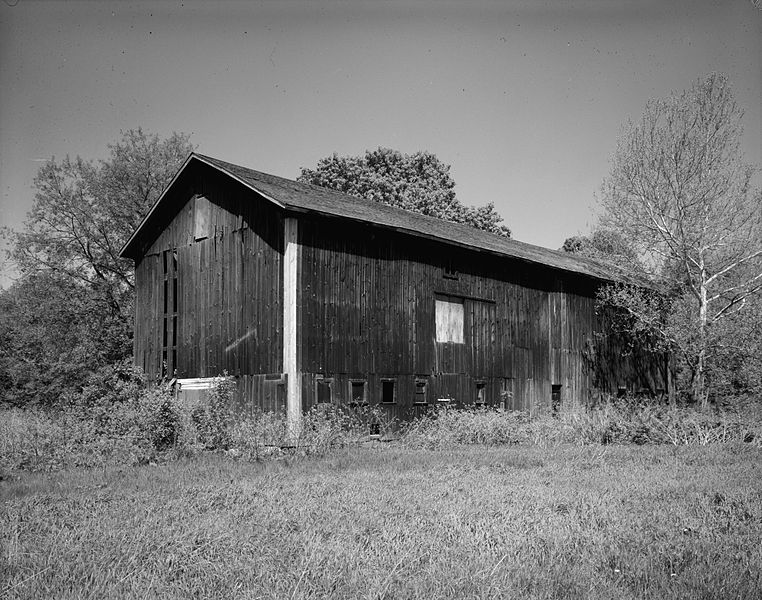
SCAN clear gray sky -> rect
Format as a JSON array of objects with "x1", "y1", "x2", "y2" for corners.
[{"x1": 1, "y1": 0, "x2": 760, "y2": 286}]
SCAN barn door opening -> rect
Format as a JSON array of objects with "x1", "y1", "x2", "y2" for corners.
[
  {"x1": 475, "y1": 382, "x2": 486, "y2": 406},
  {"x1": 315, "y1": 377, "x2": 333, "y2": 404},
  {"x1": 551, "y1": 384, "x2": 562, "y2": 416},
  {"x1": 500, "y1": 378, "x2": 514, "y2": 411},
  {"x1": 161, "y1": 249, "x2": 178, "y2": 377}
]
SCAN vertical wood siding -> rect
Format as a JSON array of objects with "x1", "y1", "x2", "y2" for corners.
[
  {"x1": 133, "y1": 165, "x2": 283, "y2": 390},
  {"x1": 298, "y1": 214, "x2": 665, "y2": 418}
]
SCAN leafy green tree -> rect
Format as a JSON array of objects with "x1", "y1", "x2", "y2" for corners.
[
  {"x1": 298, "y1": 147, "x2": 511, "y2": 237},
  {"x1": 597, "y1": 74, "x2": 762, "y2": 406},
  {"x1": 1, "y1": 129, "x2": 194, "y2": 406}
]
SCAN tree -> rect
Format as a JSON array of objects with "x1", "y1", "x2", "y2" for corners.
[
  {"x1": 598, "y1": 74, "x2": 762, "y2": 406},
  {"x1": 1, "y1": 129, "x2": 194, "y2": 406},
  {"x1": 561, "y1": 229, "x2": 642, "y2": 272},
  {"x1": 298, "y1": 147, "x2": 511, "y2": 237},
  {"x1": 0, "y1": 272, "x2": 129, "y2": 406},
  {"x1": 7, "y1": 129, "x2": 193, "y2": 316}
]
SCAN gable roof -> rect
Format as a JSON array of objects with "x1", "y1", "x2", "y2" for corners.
[{"x1": 120, "y1": 152, "x2": 628, "y2": 284}]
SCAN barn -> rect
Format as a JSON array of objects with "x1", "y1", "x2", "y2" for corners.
[{"x1": 120, "y1": 153, "x2": 668, "y2": 426}]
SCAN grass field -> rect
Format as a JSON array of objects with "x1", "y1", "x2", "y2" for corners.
[{"x1": 2, "y1": 443, "x2": 760, "y2": 599}]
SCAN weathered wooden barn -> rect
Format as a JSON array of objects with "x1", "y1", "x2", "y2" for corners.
[{"x1": 120, "y1": 153, "x2": 668, "y2": 423}]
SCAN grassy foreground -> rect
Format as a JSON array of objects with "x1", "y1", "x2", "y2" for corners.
[{"x1": 2, "y1": 443, "x2": 761, "y2": 599}]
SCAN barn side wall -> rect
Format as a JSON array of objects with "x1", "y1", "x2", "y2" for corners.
[
  {"x1": 133, "y1": 164, "x2": 284, "y2": 408},
  {"x1": 297, "y1": 213, "x2": 665, "y2": 419}
]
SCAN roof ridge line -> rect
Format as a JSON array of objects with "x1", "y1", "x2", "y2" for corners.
[{"x1": 122, "y1": 151, "x2": 640, "y2": 286}]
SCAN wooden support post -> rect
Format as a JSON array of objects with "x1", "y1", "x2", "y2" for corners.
[{"x1": 283, "y1": 217, "x2": 301, "y2": 441}]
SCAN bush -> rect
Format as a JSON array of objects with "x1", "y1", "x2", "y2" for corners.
[
  {"x1": 229, "y1": 402, "x2": 381, "y2": 459},
  {"x1": 229, "y1": 410, "x2": 288, "y2": 461},
  {"x1": 0, "y1": 363, "x2": 184, "y2": 472},
  {"x1": 298, "y1": 404, "x2": 361, "y2": 455},
  {"x1": 400, "y1": 407, "x2": 531, "y2": 448},
  {"x1": 190, "y1": 376, "x2": 236, "y2": 450}
]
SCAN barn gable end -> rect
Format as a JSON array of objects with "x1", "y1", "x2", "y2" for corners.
[{"x1": 130, "y1": 160, "x2": 286, "y2": 411}]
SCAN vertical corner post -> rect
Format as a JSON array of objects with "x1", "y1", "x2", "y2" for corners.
[{"x1": 283, "y1": 216, "x2": 302, "y2": 442}]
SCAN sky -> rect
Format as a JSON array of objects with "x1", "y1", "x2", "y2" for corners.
[{"x1": 1, "y1": 0, "x2": 760, "y2": 287}]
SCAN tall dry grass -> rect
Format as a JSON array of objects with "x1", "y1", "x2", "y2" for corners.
[
  {"x1": 2, "y1": 380, "x2": 760, "y2": 475},
  {"x1": 0, "y1": 392, "x2": 378, "y2": 474},
  {"x1": 400, "y1": 402, "x2": 762, "y2": 449}
]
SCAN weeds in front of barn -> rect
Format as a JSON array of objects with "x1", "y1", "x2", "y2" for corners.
[
  {"x1": 0, "y1": 394, "x2": 372, "y2": 474},
  {"x1": 2, "y1": 381, "x2": 762, "y2": 475},
  {"x1": 401, "y1": 400, "x2": 762, "y2": 449}
]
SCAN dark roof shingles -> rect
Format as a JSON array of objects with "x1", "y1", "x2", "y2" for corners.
[{"x1": 195, "y1": 153, "x2": 623, "y2": 283}]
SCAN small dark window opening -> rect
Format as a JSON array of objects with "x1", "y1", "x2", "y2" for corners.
[
  {"x1": 476, "y1": 383, "x2": 486, "y2": 406},
  {"x1": 414, "y1": 379, "x2": 427, "y2": 404},
  {"x1": 350, "y1": 381, "x2": 367, "y2": 407},
  {"x1": 551, "y1": 384, "x2": 562, "y2": 417},
  {"x1": 277, "y1": 383, "x2": 286, "y2": 410},
  {"x1": 443, "y1": 257, "x2": 458, "y2": 279},
  {"x1": 382, "y1": 380, "x2": 396, "y2": 404},
  {"x1": 316, "y1": 378, "x2": 332, "y2": 404}
]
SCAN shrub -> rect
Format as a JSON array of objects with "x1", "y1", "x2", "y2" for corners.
[
  {"x1": 400, "y1": 407, "x2": 532, "y2": 448},
  {"x1": 0, "y1": 364, "x2": 185, "y2": 472},
  {"x1": 129, "y1": 384, "x2": 181, "y2": 451},
  {"x1": 190, "y1": 376, "x2": 236, "y2": 450},
  {"x1": 298, "y1": 404, "x2": 358, "y2": 455},
  {"x1": 229, "y1": 410, "x2": 288, "y2": 461},
  {"x1": 228, "y1": 402, "x2": 380, "y2": 459}
]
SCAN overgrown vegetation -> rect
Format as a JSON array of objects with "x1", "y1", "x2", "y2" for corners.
[
  {"x1": 3, "y1": 376, "x2": 760, "y2": 598},
  {"x1": 3, "y1": 364, "x2": 761, "y2": 476},
  {"x1": 0, "y1": 129, "x2": 195, "y2": 408},
  {"x1": 0, "y1": 368, "x2": 388, "y2": 474},
  {"x1": 401, "y1": 402, "x2": 761, "y2": 448}
]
